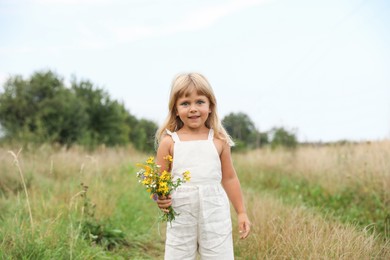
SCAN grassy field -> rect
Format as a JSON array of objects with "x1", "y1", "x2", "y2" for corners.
[{"x1": 0, "y1": 142, "x2": 389, "y2": 259}]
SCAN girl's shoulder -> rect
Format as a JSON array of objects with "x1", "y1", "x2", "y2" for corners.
[
  {"x1": 213, "y1": 136, "x2": 230, "y2": 156},
  {"x1": 160, "y1": 134, "x2": 174, "y2": 145},
  {"x1": 159, "y1": 134, "x2": 174, "y2": 153}
]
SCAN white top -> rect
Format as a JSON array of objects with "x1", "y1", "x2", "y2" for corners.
[{"x1": 166, "y1": 129, "x2": 222, "y2": 186}]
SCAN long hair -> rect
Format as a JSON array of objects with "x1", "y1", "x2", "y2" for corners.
[{"x1": 155, "y1": 73, "x2": 234, "y2": 147}]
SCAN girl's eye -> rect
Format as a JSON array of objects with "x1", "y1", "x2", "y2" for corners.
[
  {"x1": 197, "y1": 100, "x2": 205, "y2": 104},
  {"x1": 180, "y1": 102, "x2": 189, "y2": 106}
]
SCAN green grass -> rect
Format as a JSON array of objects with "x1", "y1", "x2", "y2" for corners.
[
  {"x1": 0, "y1": 185, "x2": 165, "y2": 259},
  {"x1": 0, "y1": 151, "x2": 165, "y2": 259}
]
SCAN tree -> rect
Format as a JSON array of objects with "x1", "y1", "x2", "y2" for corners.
[
  {"x1": 71, "y1": 78, "x2": 130, "y2": 147},
  {"x1": 0, "y1": 69, "x2": 177, "y2": 151},
  {"x1": 129, "y1": 119, "x2": 158, "y2": 152},
  {"x1": 0, "y1": 70, "x2": 83, "y2": 143},
  {"x1": 222, "y1": 112, "x2": 268, "y2": 150},
  {"x1": 269, "y1": 127, "x2": 298, "y2": 149},
  {"x1": 0, "y1": 70, "x2": 131, "y2": 147},
  {"x1": 38, "y1": 87, "x2": 89, "y2": 145}
]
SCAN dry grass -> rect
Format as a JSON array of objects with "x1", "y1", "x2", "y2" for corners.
[
  {"x1": 0, "y1": 144, "x2": 145, "y2": 225},
  {"x1": 234, "y1": 140, "x2": 390, "y2": 198},
  {"x1": 233, "y1": 191, "x2": 390, "y2": 259}
]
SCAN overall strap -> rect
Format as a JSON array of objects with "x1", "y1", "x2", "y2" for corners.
[
  {"x1": 208, "y1": 128, "x2": 214, "y2": 140},
  {"x1": 166, "y1": 129, "x2": 180, "y2": 142}
]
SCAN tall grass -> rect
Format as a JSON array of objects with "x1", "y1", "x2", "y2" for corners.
[
  {"x1": 233, "y1": 192, "x2": 389, "y2": 259},
  {"x1": 0, "y1": 145, "x2": 164, "y2": 259},
  {"x1": 7, "y1": 148, "x2": 34, "y2": 232},
  {"x1": 0, "y1": 142, "x2": 389, "y2": 259},
  {"x1": 235, "y1": 141, "x2": 390, "y2": 194},
  {"x1": 234, "y1": 141, "x2": 390, "y2": 237}
]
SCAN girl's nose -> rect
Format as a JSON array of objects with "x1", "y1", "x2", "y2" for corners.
[{"x1": 190, "y1": 104, "x2": 197, "y2": 112}]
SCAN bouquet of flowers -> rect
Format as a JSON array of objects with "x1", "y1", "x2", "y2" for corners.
[{"x1": 136, "y1": 155, "x2": 190, "y2": 223}]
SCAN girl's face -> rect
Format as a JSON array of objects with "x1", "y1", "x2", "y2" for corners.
[{"x1": 175, "y1": 90, "x2": 211, "y2": 131}]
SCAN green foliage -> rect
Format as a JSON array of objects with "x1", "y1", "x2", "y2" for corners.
[
  {"x1": 222, "y1": 113, "x2": 299, "y2": 150},
  {"x1": 129, "y1": 118, "x2": 158, "y2": 152},
  {"x1": 39, "y1": 88, "x2": 89, "y2": 145},
  {"x1": 222, "y1": 112, "x2": 268, "y2": 150},
  {"x1": 78, "y1": 183, "x2": 128, "y2": 251},
  {"x1": 269, "y1": 127, "x2": 298, "y2": 149},
  {"x1": 71, "y1": 78, "x2": 130, "y2": 147},
  {"x1": 0, "y1": 71, "x2": 69, "y2": 143},
  {"x1": 0, "y1": 70, "x2": 158, "y2": 151}
]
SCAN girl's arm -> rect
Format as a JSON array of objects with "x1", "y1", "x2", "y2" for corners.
[
  {"x1": 155, "y1": 135, "x2": 173, "y2": 213},
  {"x1": 220, "y1": 142, "x2": 251, "y2": 239},
  {"x1": 156, "y1": 135, "x2": 173, "y2": 172}
]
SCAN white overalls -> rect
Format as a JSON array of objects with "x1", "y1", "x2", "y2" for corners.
[{"x1": 164, "y1": 129, "x2": 234, "y2": 260}]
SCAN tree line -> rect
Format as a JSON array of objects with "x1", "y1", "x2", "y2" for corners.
[{"x1": 0, "y1": 70, "x2": 297, "y2": 152}]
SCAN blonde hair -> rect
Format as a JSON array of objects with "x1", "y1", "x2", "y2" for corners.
[{"x1": 155, "y1": 73, "x2": 234, "y2": 147}]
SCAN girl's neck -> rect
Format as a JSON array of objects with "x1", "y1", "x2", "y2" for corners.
[
  {"x1": 178, "y1": 125, "x2": 209, "y2": 134},
  {"x1": 176, "y1": 126, "x2": 210, "y2": 141}
]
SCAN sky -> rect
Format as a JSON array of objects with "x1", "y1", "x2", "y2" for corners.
[{"x1": 1, "y1": 0, "x2": 389, "y2": 142}]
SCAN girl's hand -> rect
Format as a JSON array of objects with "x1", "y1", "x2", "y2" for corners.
[
  {"x1": 237, "y1": 212, "x2": 251, "y2": 239},
  {"x1": 157, "y1": 194, "x2": 172, "y2": 213}
]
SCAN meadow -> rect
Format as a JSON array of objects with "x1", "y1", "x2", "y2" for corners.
[{"x1": 0, "y1": 142, "x2": 389, "y2": 259}]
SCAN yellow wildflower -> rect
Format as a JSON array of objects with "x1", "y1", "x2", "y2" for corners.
[
  {"x1": 140, "y1": 165, "x2": 151, "y2": 174},
  {"x1": 183, "y1": 170, "x2": 191, "y2": 182},
  {"x1": 142, "y1": 178, "x2": 151, "y2": 185},
  {"x1": 146, "y1": 156, "x2": 155, "y2": 164},
  {"x1": 163, "y1": 155, "x2": 173, "y2": 162},
  {"x1": 161, "y1": 186, "x2": 169, "y2": 194},
  {"x1": 158, "y1": 184, "x2": 169, "y2": 195},
  {"x1": 159, "y1": 181, "x2": 167, "y2": 188},
  {"x1": 135, "y1": 155, "x2": 191, "y2": 223},
  {"x1": 160, "y1": 170, "x2": 171, "y2": 181}
]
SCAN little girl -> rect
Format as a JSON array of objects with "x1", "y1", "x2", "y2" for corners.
[{"x1": 155, "y1": 73, "x2": 250, "y2": 259}]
